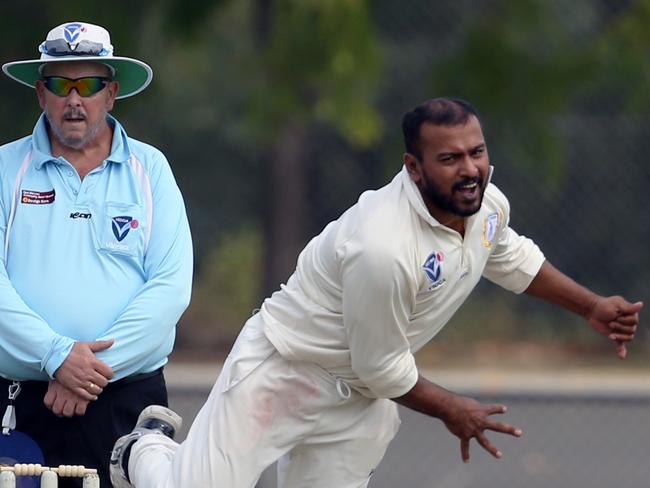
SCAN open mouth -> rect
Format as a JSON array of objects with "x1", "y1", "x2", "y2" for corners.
[
  {"x1": 455, "y1": 180, "x2": 481, "y2": 197},
  {"x1": 63, "y1": 111, "x2": 86, "y2": 123}
]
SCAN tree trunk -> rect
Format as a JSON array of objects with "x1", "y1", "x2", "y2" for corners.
[{"x1": 261, "y1": 122, "x2": 307, "y2": 297}]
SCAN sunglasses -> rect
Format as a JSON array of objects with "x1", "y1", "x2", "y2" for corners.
[
  {"x1": 42, "y1": 76, "x2": 110, "y2": 97},
  {"x1": 39, "y1": 39, "x2": 110, "y2": 57}
]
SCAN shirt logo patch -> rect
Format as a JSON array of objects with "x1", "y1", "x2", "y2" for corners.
[
  {"x1": 21, "y1": 189, "x2": 55, "y2": 205},
  {"x1": 70, "y1": 212, "x2": 92, "y2": 219},
  {"x1": 423, "y1": 251, "x2": 446, "y2": 290},
  {"x1": 482, "y1": 212, "x2": 500, "y2": 248},
  {"x1": 111, "y1": 216, "x2": 139, "y2": 242}
]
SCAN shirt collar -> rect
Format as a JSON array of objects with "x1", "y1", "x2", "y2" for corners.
[
  {"x1": 30, "y1": 113, "x2": 131, "y2": 169},
  {"x1": 400, "y1": 164, "x2": 495, "y2": 228}
]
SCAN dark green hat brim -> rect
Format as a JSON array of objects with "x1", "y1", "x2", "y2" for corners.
[{"x1": 2, "y1": 56, "x2": 152, "y2": 99}]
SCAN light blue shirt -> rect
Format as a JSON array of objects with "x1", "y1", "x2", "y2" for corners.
[{"x1": 0, "y1": 114, "x2": 193, "y2": 381}]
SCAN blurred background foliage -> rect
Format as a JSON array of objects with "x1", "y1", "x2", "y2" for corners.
[{"x1": 1, "y1": 0, "x2": 649, "y2": 361}]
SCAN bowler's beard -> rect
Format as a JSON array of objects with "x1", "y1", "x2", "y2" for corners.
[
  {"x1": 45, "y1": 107, "x2": 105, "y2": 150},
  {"x1": 421, "y1": 174, "x2": 486, "y2": 218}
]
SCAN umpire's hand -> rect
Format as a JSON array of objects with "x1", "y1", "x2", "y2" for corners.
[
  {"x1": 54, "y1": 340, "x2": 114, "y2": 401},
  {"x1": 44, "y1": 380, "x2": 90, "y2": 417}
]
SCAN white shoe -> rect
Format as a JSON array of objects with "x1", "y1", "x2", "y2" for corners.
[{"x1": 109, "y1": 405, "x2": 182, "y2": 488}]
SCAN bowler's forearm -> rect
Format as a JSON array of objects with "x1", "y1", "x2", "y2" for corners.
[
  {"x1": 524, "y1": 261, "x2": 599, "y2": 318},
  {"x1": 392, "y1": 374, "x2": 457, "y2": 420}
]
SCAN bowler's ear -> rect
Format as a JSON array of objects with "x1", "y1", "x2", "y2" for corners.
[{"x1": 403, "y1": 152, "x2": 421, "y2": 183}]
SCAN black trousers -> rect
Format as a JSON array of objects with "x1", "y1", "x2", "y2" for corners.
[{"x1": 0, "y1": 369, "x2": 167, "y2": 488}]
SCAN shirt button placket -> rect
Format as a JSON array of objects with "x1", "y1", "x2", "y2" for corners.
[{"x1": 66, "y1": 168, "x2": 80, "y2": 199}]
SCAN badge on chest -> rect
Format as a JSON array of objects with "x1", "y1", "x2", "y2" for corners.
[{"x1": 422, "y1": 251, "x2": 446, "y2": 290}]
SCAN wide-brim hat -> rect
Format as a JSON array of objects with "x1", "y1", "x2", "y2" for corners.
[{"x1": 2, "y1": 21, "x2": 152, "y2": 99}]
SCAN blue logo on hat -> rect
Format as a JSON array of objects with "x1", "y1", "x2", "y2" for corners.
[
  {"x1": 64, "y1": 23, "x2": 84, "y2": 44},
  {"x1": 111, "y1": 216, "x2": 138, "y2": 241}
]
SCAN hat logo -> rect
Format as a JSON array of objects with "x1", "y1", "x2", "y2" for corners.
[{"x1": 63, "y1": 23, "x2": 86, "y2": 48}]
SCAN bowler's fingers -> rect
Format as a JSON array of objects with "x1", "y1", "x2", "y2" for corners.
[
  {"x1": 611, "y1": 314, "x2": 639, "y2": 326},
  {"x1": 460, "y1": 438, "x2": 470, "y2": 463},
  {"x1": 486, "y1": 420, "x2": 523, "y2": 438},
  {"x1": 477, "y1": 419, "x2": 523, "y2": 459},
  {"x1": 608, "y1": 322, "x2": 637, "y2": 343},
  {"x1": 459, "y1": 428, "x2": 518, "y2": 463},
  {"x1": 618, "y1": 300, "x2": 644, "y2": 315},
  {"x1": 608, "y1": 331, "x2": 635, "y2": 342},
  {"x1": 485, "y1": 403, "x2": 508, "y2": 415},
  {"x1": 461, "y1": 404, "x2": 522, "y2": 463},
  {"x1": 476, "y1": 432, "x2": 502, "y2": 459}
]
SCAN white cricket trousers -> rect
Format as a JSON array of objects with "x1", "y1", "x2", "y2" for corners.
[{"x1": 129, "y1": 313, "x2": 401, "y2": 488}]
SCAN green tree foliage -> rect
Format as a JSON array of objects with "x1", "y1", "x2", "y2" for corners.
[
  {"x1": 130, "y1": 0, "x2": 382, "y2": 333},
  {"x1": 588, "y1": 0, "x2": 650, "y2": 114},
  {"x1": 180, "y1": 227, "x2": 262, "y2": 350},
  {"x1": 246, "y1": 0, "x2": 382, "y2": 147},
  {"x1": 429, "y1": 0, "x2": 602, "y2": 184},
  {"x1": 248, "y1": 0, "x2": 382, "y2": 295}
]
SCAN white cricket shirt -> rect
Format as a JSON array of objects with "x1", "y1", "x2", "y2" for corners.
[{"x1": 262, "y1": 165, "x2": 545, "y2": 399}]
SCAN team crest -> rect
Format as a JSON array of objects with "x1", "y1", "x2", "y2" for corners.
[
  {"x1": 482, "y1": 212, "x2": 500, "y2": 248},
  {"x1": 63, "y1": 23, "x2": 86, "y2": 48},
  {"x1": 111, "y1": 216, "x2": 139, "y2": 242},
  {"x1": 423, "y1": 251, "x2": 446, "y2": 290}
]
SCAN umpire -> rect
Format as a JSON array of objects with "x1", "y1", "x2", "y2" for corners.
[{"x1": 0, "y1": 21, "x2": 193, "y2": 487}]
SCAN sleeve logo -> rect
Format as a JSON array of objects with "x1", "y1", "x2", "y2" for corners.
[{"x1": 482, "y1": 212, "x2": 500, "y2": 248}]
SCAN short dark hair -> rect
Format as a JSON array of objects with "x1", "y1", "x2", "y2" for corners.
[{"x1": 402, "y1": 97, "x2": 479, "y2": 160}]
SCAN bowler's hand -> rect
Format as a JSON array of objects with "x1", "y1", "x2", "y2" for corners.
[
  {"x1": 54, "y1": 340, "x2": 114, "y2": 400},
  {"x1": 441, "y1": 394, "x2": 522, "y2": 463},
  {"x1": 586, "y1": 297, "x2": 643, "y2": 359},
  {"x1": 44, "y1": 380, "x2": 91, "y2": 417}
]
